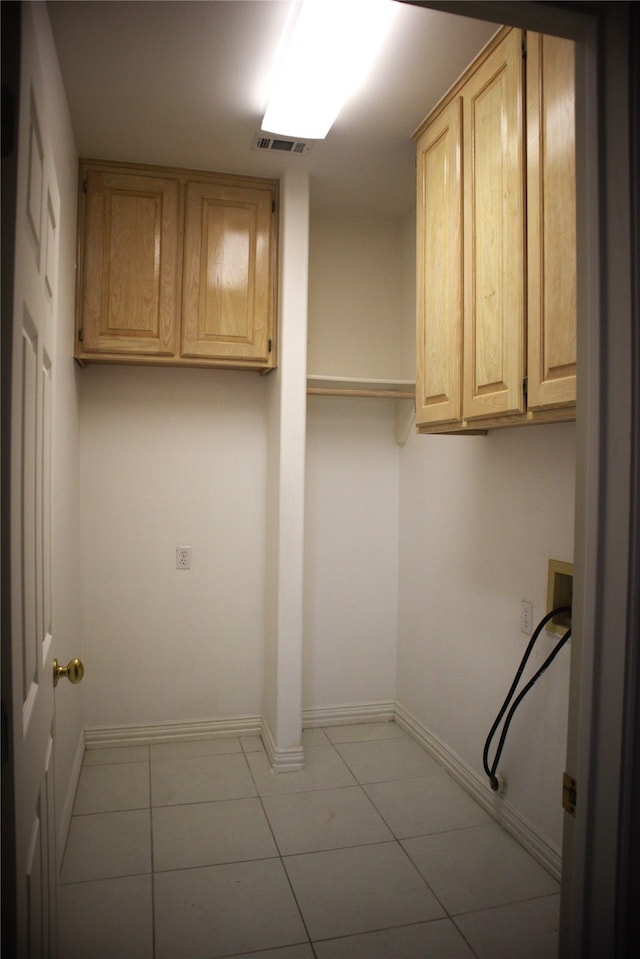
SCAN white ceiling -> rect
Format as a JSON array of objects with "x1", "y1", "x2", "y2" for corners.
[{"x1": 47, "y1": 1, "x2": 498, "y2": 219}]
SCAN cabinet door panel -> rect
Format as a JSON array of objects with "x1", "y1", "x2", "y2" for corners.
[
  {"x1": 463, "y1": 28, "x2": 525, "y2": 421},
  {"x1": 415, "y1": 98, "x2": 463, "y2": 428},
  {"x1": 79, "y1": 168, "x2": 180, "y2": 356},
  {"x1": 182, "y1": 181, "x2": 274, "y2": 365},
  {"x1": 526, "y1": 33, "x2": 577, "y2": 410}
]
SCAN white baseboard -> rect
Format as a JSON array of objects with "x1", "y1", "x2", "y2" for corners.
[
  {"x1": 261, "y1": 718, "x2": 305, "y2": 772},
  {"x1": 84, "y1": 714, "x2": 262, "y2": 748},
  {"x1": 302, "y1": 700, "x2": 396, "y2": 728},
  {"x1": 57, "y1": 727, "x2": 85, "y2": 867},
  {"x1": 393, "y1": 702, "x2": 562, "y2": 881}
]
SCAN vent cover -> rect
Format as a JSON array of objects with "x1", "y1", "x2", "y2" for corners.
[{"x1": 252, "y1": 133, "x2": 313, "y2": 156}]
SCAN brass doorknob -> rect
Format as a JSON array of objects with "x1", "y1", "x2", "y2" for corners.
[{"x1": 53, "y1": 658, "x2": 85, "y2": 687}]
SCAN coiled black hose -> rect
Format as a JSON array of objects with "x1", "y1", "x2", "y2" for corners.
[{"x1": 482, "y1": 605, "x2": 572, "y2": 792}]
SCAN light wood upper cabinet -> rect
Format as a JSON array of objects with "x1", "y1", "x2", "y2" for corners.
[
  {"x1": 526, "y1": 32, "x2": 577, "y2": 411},
  {"x1": 78, "y1": 166, "x2": 181, "y2": 358},
  {"x1": 415, "y1": 96, "x2": 463, "y2": 427},
  {"x1": 182, "y1": 179, "x2": 274, "y2": 366},
  {"x1": 75, "y1": 160, "x2": 278, "y2": 372},
  {"x1": 414, "y1": 27, "x2": 576, "y2": 433},
  {"x1": 463, "y1": 28, "x2": 525, "y2": 423}
]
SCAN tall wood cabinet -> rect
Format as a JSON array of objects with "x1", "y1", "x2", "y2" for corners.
[
  {"x1": 414, "y1": 28, "x2": 576, "y2": 433},
  {"x1": 75, "y1": 160, "x2": 278, "y2": 372}
]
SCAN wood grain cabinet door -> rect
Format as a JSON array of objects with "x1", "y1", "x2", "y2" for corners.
[
  {"x1": 181, "y1": 179, "x2": 275, "y2": 368},
  {"x1": 462, "y1": 28, "x2": 526, "y2": 422},
  {"x1": 77, "y1": 166, "x2": 181, "y2": 358},
  {"x1": 526, "y1": 32, "x2": 577, "y2": 411},
  {"x1": 415, "y1": 96, "x2": 463, "y2": 429}
]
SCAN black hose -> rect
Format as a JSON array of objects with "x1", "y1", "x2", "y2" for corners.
[{"x1": 482, "y1": 605, "x2": 572, "y2": 792}]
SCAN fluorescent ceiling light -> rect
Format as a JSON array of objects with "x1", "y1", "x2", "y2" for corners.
[{"x1": 262, "y1": 0, "x2": 397, "y2": 140}]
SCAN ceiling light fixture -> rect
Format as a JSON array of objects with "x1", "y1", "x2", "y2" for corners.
[{"x1": 261, "y1": 0, "x2": 398, "y2": 141}]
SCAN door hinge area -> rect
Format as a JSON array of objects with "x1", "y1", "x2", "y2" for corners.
[
  {"x1": 268, "y1": 338, "x2": 272, "y2": 353},
  {"x1": 1, "y1": 699, "x2": 9, "y2": 767},
  {"x1": 1, "y1": 83, "x2": 16, "y2": 158},
  {"x1": 78, "y1": 328, "x2": 84, "y2": 342},
  {"x1": 523, "y1": 376, "x2": 528, "y2": 400},
  {"x1": 563, "y1": 771, "x2": 577, "y2": 817}
]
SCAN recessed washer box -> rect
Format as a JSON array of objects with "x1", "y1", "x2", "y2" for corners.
[{"x1": 547, "y1": 559, "x2": 573, "y2": 636}]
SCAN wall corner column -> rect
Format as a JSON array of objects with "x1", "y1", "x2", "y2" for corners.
[{"x1": 263, "y1": 169, "x2": 310, "y2": 771}]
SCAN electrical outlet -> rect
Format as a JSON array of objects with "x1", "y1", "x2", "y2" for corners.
[
  {"x1": 520, "y1": 600, "x2": 533, "y2": 635},
  {"x1": 495, "y1": 771, "x2": 508, "y2": 796},
  {"x1": 176, "y1": 547, "x2": 191, "y2": 570}
]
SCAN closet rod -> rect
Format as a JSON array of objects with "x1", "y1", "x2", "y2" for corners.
[{"x1": 307, "y1": 387, "x2": 415, "y2": 399}]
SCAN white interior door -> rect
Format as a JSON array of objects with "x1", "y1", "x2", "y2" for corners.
[{"x1": 9, "y1": 6, "x2": 61, "y2": 956}]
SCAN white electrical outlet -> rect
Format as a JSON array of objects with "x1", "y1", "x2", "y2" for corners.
[
  {"x1": 520, "y1": 600, "x2": 533, "y2": 635},
  {"x1": 176, "y1": 547, "x2": 191, "y2": 570}
]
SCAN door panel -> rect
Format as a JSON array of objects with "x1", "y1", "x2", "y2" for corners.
[
  {"x1": 415, "y1": 96, "x2": 463, "y2": 428},
  {"x1": 181, "y1": 180, "x2": 274, "y2": 363},
  {"x1": 10, "y1": 6, "x2": 60, "y2": 955},
  {"x1": 78, "y1": 166, "x2": 180, "y2": 356},
  {"x1": 526, "y1": 32, "x2": 577, "y2": 410},
  {"x1": 463, "y1": 28, "x2": 525, "y2": 421}
]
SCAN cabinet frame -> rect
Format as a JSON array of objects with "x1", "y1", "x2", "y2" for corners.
[
  {"x1": 526, "y1": 32, "x2": 577, "y2": 411},
  {"x1": 77, "y1": 165, "x2": 183, "y2": 359},
  {"x1": 415, "y1": 96, "x2": 463, "y2": 427},
  {"x1": 462, "y1": 27, "x2": 526, "y2": 423},
  {"x1": 75, "y1": 159, "x2": 278, "y2": 373},
  {"x1": 413, "y1": 26, "x2": 577, "y2": 434}
]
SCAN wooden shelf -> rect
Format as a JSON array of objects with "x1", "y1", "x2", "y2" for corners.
[
  {"x1": 306, "y1": 375, "x2": 416, "y2": 445},
  {"x1": 306, "y1": 375, "x2": 415, "y2": 399}
]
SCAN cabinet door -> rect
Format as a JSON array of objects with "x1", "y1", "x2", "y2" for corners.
[
  {"x1": 463, "y1": 28, "x2": 526, "y2": 421},
  {"x1": 415, "y1": 97, "x2": 463, "y2": 428},
  {"x1": 526, "y1": 33, "x2": 577, "y2": 410},
  {"x1": 182, "y1": 180, "x2": 275, "y2": 367},
  {"x1": 78, "y1": 166, "x2": 180, "y2": 357}
]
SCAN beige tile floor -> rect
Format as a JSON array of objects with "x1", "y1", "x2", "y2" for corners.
[{"x1": 57, "y1": 722, "x2": 560, "y2": 959}]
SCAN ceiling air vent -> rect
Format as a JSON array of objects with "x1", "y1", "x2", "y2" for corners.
[{"x1": 252, "y1": 133, "x2": 313, "y2": 156}]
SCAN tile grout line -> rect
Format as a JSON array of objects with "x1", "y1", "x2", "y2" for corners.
[
  {"x1": 283, "y1": 729, "x2": 472, "y2": 955},
  {"x1": 147, "y1": 745, "x2": 156, "y2": 959},
  {"x1": 241, "y1": 735, "x2": 320, "y2": 957},
  {"x1": 276, "y1": 728, "x2": 474, "y2": 956},
  {"x1": 350, "y1": 775, "x2": 463, "y2": 936},
  {"x1": 312, "y1": 737, "x2": 452, "y2": 955},
  {"x1": 308, "y1": 916, "x2": 480, "y2": 952},
  {"x1": 256, "y1": 730, "x2": 436, "y2": 956},
  {"x1": 450, "y1": 914, "x2": 485, "y2": 959},
  {"x1": 240, "y1": 743, "x2": 317, "y2": 959}
]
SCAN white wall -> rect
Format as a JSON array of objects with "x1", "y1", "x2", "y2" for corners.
[
  {"x1": 397, "y1": 422, "x2": 576, "y2": 848},
  {"x1": 78, "y1": 367, "x2": 268, "y2": 726},
  {"x1": 308, "y1": 214, "x2": 413, "y2": 380},
  {"x1": 303, "y1": 396, "x2": 400, "y2": 708},
  {"x1": 302, "y1": 213, "x2": 412, "y2": 711},
  {"x1": 399, "y1": 210, "x2": 417, "y2": 381}
]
